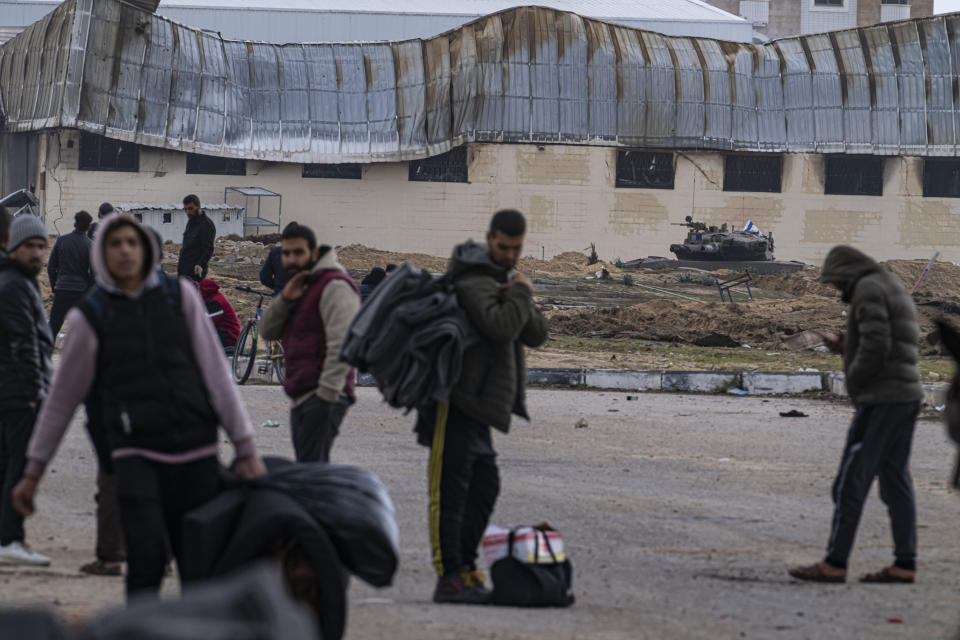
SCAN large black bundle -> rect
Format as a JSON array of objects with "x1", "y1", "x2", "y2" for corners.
[
  {"x1": 340, "y1": 262, "x2": 478, "y2": 409},
  {"x1": 0, "y1": 565, "x2": 317, "y2": 640},
  {"x1": 255, "y1": 461, "x2": 400, "y2": 588}
]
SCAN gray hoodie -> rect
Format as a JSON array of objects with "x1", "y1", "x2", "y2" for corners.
[{"x1": 820, "y1": 245, "x2": 922, "y2": 405}]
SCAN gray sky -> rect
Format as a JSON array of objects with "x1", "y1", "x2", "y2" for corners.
[{"x1": 937, "y1": 0, "x2": 960, "y2": 13}]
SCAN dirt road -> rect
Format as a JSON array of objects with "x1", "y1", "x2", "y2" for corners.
[{"x1": 2, "y1": 387, "x2": 958, "y2": 639}]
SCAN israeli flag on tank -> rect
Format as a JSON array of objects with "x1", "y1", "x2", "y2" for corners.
[{"x1": 742, "y1": 220, "x2": 763, "y2": 236}]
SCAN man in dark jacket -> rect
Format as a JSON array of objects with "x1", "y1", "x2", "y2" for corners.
[
  {"x1": 88, "y1": 202, "x2": 114, "y2": 240},
  {"x1": 177, "y1": 194, "x2": 216, "y2": 281},
  {"x1": 259, "y1": 221, "x2": 297, "y2": 294},
  {"x1": 0, "y1": 214, "x2": 53, "y2": 566},
  {"x1": 358, "y1": 267, "x2": 386, "y2": 302},
  {"x1": 790, "y1": 245, "x2": 923, "y2": 584},
  {"x1": 416, "y1": 209, "x2": 548, "y2": 604},
  {"x1": 48, "y1": 210, "x2": 94, "y2": 335}
]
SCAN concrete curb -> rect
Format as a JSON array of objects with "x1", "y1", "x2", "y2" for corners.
[{"x1": 275, "y1": 362, "x2": 949, "y2": 403}]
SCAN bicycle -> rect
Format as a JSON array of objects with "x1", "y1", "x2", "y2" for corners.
[{"x1": 233, "y1": 286, "x2": 286, "y2": 385}]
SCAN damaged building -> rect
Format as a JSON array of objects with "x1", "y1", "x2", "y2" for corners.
[
  {"x1": 1, "y1": 0, "x2": 960, "y2": 265},
  {"x1": 703, "y1": 0, "x2": 934, "y2": 41}
]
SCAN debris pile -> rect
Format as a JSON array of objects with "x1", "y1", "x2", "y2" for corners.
[{"x1": 39, "y1": 235, "x2": 960, "y2": 361}]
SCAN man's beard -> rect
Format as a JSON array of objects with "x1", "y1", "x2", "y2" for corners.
[
  {"x1": 17, "y1": 259, "x2": 43, "y2": 277},
  {"x1": 285, "y1": 259, "x2": 317, "y2": 277}
]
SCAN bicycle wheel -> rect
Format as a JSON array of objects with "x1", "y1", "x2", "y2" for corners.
[
  {"x1": 232, "y1": 322, "x2": 258, "y2": 384},
  {"x1": 271, "y1": 342, "x2": 286, "y2": 385}
]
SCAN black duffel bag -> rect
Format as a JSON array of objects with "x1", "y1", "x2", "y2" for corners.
[{"x1": 490, "y1": 528, "x2": 575, "y2": 607}]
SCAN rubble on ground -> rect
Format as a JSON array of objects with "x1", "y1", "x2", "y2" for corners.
[{"x1": 40, "y1": 236, "x2": 960, "y2": 359}]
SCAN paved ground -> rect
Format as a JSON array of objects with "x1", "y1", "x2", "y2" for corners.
[{"x1": 2, "y1": 386, "x2": 959, "y2": 639}]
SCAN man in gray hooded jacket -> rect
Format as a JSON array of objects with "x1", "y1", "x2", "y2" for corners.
[{"x1": 790, "y1": 245, "x2": 922, "y2": 584}]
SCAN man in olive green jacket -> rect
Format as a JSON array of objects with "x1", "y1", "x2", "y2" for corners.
[
  {"x1": 417, "y1": 209, "x2": 548, "y2": 604},
  {"x1": 790, "y1": 245, "x2": 923, "y2": 584}
]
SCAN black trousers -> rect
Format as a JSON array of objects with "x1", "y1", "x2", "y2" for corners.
[
  {"x1": 114, "y1": 456, "x2": 220, "y2": 597},
  {"x1": 290, "y1": 395, "x2": 350, "y2": 463},
  {"x1": 0, "y1": 407, "x2": 36, "y2": 545},
  {"x1": 418, "y1": 402, "x2": 500, "y2": 577},
  {"x1": 49, "y1": 289, "x2": 86, "y2": 336},
  {"x1": 825, "y1": 401, "x2": 920, "y2": 571}
]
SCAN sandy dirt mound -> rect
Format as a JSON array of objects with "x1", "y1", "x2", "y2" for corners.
[
  {"x1": 750, "y1": 268, "x2": 838, "y2": 298},
  {"x1": 336, "y1": 244, "x2": 450, "y2": 272},
  {"x1": 883, "y1": 259, "x2": 960, "y2": 298},
  {"x1": 547, "y1": 296, "x2": 848, "y2": 348},
  {"x1": 336, "y1": 245, "x2": 620, "y2": 278},
  {"x1": 520, "y1": 251, "x2": 621, "y2": 278}
]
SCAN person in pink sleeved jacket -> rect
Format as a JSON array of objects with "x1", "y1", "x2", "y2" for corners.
[{"x1": 12, "y1": 213, "x2": 267, "y2": 598}]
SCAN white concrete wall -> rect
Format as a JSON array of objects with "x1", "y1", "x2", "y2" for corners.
[{"x1": 39, "y1": 130, "x2": 960, "y2": 265}]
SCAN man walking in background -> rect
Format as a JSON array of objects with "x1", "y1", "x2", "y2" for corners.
[
  {"x1": 260, "y1": 224, "x2": 360, "y2": 462},
  {"x1": 0, "y1": 214, "x2": 53, "y2": 566},
  {"x1": 789, "y1": 245, "x2": 923, "y2": 584},
  {"x1": 88, "y1": 202, "x2": 114, "y2": 240},
  {"x1": 48, "y1": 210, "x2": 94, "y2": 335},
  {"x1": 260, "y1": 221, "x2": 297, "y2": 295},
  {"x1": 178, "y1": 194, "x2": 215, "y2": 281},
  {"x1": 417, "y1": 209, "x2": 548, "y2": 604}
]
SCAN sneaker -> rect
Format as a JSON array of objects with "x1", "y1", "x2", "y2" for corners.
[
  {"x1": 460, "y1": 568, "x2": 491, "y2": 597},
  {"x1": 0, "y1": 541, "x2": 51, "y2": 566},
  {"x1": 433, "y1": 572, "x2": 491, "y2": 605}
]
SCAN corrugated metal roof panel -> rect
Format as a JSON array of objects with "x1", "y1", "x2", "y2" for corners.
[
  {"x1": 756, "y1": 44, "x2": 786, "y2": 151},
  {"x1": 5, "y1": 0, "x2": 960, "y2": 161},
  {"x1": 697, "y1": 39, "x2": 733, "y2": 149},
  {"x1": 834, "y1": 29, "x2": 871, "y2": 153},
  {"x1": 922, "y1": 18, "x2": 955, "y2": 154}
]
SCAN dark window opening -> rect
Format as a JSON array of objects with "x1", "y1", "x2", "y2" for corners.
[
  {"x1": 133, "y1": 213, "x2": 143, "y2": 222},
  {"x1": 615, "y1": 151, "x2": 674, "y2": 189},
  {"x1": 723, "y1": 155, "x2": 782, "y2": 193},
  {"x1": 880, "y1": 0, "x2": 908, "y2": 4},
  {"x1": 162, "y1": 212, "x2": 172, "y2": 224},
  {"x1": 825, "y1": 156, "x2": 884, "y2": 196},
  {"x1": 78, "y1": 134, "x2": 139, "y2": 172},
  {"x1": 814, "y1": 0, "x2": 844, "y2": 6},
  {"x1": 409, "y1": 147, "x2": 468, "y2": 183},
  {"x1": 186, "y1": 153, "x2": 245, "y2": 176},
  {"x1": 302, "y1": 163, "x2": 362, "y2": 179},
  {"x1": 923, "y1": 158, "x2": 960, "y2": 198}
]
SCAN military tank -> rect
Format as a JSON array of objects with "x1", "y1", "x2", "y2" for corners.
[{"x1": 669, "y1": 216, "x2": 774, "y2": 262}]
